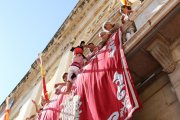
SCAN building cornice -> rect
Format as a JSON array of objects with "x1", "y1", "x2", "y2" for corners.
[{"x1": 0, "y1": 0, "x2": 90, "y2": 112}]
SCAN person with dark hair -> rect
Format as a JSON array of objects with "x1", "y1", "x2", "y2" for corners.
[
  {"x1": 54, "y1": 72, "x2": 68, "y2": 88},
  {"x1": 54, "y1": 72, "x2": 68, "y2": 95},
  {"x1": 70, "y1": 47, "x2": 75, "y2": 52},
  {"x1": 86, "y1": 43, "x2": 98, "y2": 60},
  {"x1": 80, "y1": 41, "x2": 85, "y2": 48},
  {"x1": 120, "y1": 5, "x2": 133, "y2": 24}
]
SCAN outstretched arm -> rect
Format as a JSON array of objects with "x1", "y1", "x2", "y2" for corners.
[
  {"x1": 84, "y1": 44, "x2": 97, "y2": 50},
  {"x1": 54, "y1": 83, "x2": 66, "y2": 88},
  {"x1": 31, "y1": 100, "x2": 40, "y2": 113}
]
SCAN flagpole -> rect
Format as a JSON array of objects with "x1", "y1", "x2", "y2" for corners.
[
  {"x1": 38, "y1": 53, "x2": 49, "y2": 102},
  {"x1": 3, "y1": 97, "x2": 10, "y2": 120}
]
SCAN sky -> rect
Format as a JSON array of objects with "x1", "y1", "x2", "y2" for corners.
[{"x1": 0, "y1": 0, "x2": 78, "y2": 105}]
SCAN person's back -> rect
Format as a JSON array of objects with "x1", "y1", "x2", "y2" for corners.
[{"x1": 72, "y1": 53, "x2": 84, "y2": 68}]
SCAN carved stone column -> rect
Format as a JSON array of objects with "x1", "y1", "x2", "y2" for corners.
[
  {"x1": 168, "y1": 39, "x2": 180, "y2": 102},
  {"x1": 126, "y1": 25, "x2": 136, "y2": 41},
  {"x1": 147, "y1": 37, "x2": 180, "y2": 102},
  {"x1": 147, "y1": 38, "x2": 176, "y2": 73}
]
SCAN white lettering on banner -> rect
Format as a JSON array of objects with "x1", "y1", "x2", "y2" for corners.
[
  {"x1": 109, "y1": 72, "x2": 132, "y2": 120},
  {"x1": 120, "y1": 96, "x2": 132, "y2": 117},
  {"x1": 60, "y1": 94, "x2": 82, "y2": 120},
  {"x1": 108, "y1": 112, "x2": 119, "y2": 120},
  {"x1": 113, "y1": 72, "x2": 125, "y2": 100},
  {"x1": 108, "y1": 38, "x2": 116, "y2": 58}
]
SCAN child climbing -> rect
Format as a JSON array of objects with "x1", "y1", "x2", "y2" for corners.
[{"x1": 65, "y1": 46, "x2": 85, "y2": 93}]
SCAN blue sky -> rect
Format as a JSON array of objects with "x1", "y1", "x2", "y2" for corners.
[{"x1": 0, "y1": 0, "x2": 78, "y2": 105}]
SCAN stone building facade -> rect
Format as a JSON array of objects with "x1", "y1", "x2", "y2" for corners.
[{"x1": 0, "y1": 0, "x2": 179, "y2": 120}]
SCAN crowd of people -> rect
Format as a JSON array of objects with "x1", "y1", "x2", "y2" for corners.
[
  {"x1": 24, "y1": 20, "x2": 121, "y2": 120},
  {"x1": 3, "y1": 0, "x2": 138, "y2": 119}
]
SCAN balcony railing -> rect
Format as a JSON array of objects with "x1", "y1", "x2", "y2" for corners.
[{"x1": 107, "y1": 0, "x2": 171, "y2": 46}]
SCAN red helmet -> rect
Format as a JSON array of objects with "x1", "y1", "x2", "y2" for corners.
[{"x1": 74, "y1": 47, "x2": 83, "y2": 55}]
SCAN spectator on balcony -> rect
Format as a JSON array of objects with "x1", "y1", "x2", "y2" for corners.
[
  {"x1": 37, "y1": 94, "x2": 63, "y2": 120},
  {"x1": 85, "y1": 43, "x2": 98, "y2": 60},
  {"x1": 102, "y1": 21, "x2": 120, "y2": 33},
  {"x1": 54, "y1": 72, "x2": 68, "y2": 95},
  {"x1": 126, "y1": 25, "x2": 136, "y2": 40},
  {"x1": 26, "y1": 96, "x2": 46, "y2": 120},
  {"x1": 31, "y1": 100, "x2": 41, "y2": 113},
  {"x1": 79, "y1": 41, "x2": 85, "y2": 50},
  {"x1": 40, "y1": 95, "x2": 48, "y2": 108},
  {"x1": 120, "y1": 5, "x2": 133, "y2": 24},
  {"x1": 71, "y1": 41, "x2": 87, "y2": 60},
  {"x1": 98, "y1": 31, "x2": 111, "y2": 49},
  {"x1": 54, "y1": 73, "x2": 68, "y2": 88}
]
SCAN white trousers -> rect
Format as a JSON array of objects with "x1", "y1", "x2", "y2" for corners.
[{"x1": 67, "y1": 66, "x2": 80, "y2": 82}]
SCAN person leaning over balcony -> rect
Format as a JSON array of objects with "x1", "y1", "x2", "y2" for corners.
[
  {"x1": 54, "y1": 72, "x2": 68, "y2": 95},
  {"x1": 28, "y1": 96, "x2": 47, "y2": 120},
  {"x1": 120, "y1": 5, "x2": 133, "y2": 24},
  {"x1": 98, "y1": 31, "x2": 111, "y2": 49},
  {"x1": 102, "y1": 21, "x2": 121, "y2": 33},
  {"x1": 31, "y1": 100, "x2": 41, "y2": 113},
  {"x1": 85, "y1": 43, "x2": 99, "y2": 61},
  {"x1": 31, "y1": 97, "x2": 46, "y2": 113},
  {"x1": 54, "y1": 72, "x2": 67, "y2": 88},
  {"x1": 65, "y1": 47, "x2": 86, "y2": 93}
]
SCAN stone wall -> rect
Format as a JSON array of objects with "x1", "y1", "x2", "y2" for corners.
[{"x1": 132, "y1": 73, "x2": 180, "y2": 120}]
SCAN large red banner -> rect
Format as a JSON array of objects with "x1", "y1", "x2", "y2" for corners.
[{"x1": 59, "y1": 29, "x2": 141, "y2": 120}]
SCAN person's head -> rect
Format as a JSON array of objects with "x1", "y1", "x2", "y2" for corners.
[
  {"x1": 102, "y1": 21, "x2": 114, "y2": 32},
  {"x1": 74, "y1": 47, "x2": 83, "y2": 55},
  {"x1": 62, "y1": 73, "x2": 68, "y2": 82},
  {"x1": 99, "y1": 31, "x2": 110, "y2": 41},
  {"x1": 87, "y1": 43, "x2": 95, "y2": 52},
  {"x1": 121, "y1": 5, "x2": 131, "y2": 14},
  {"x1": 80, "y1": 41, "x2": 85, "y2": 47}
]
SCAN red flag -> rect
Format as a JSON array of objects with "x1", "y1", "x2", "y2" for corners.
[
  {"x1": 38, "y1": 54, "x2": 49, "y2": 102},
  {"x1": 3, "y1": 97, "x2": 10, "y2": 120},
  {"x1": 57, "y1": 29, "x2": 141, "y2": 120}
]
